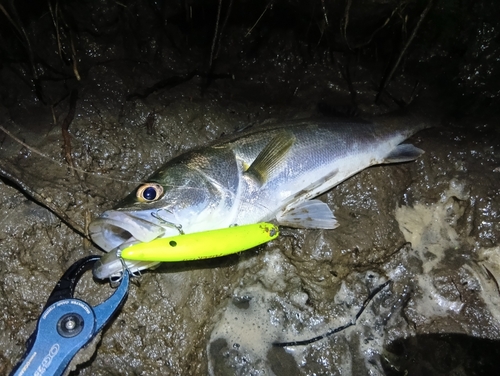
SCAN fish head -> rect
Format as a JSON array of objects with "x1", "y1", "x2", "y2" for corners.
[
  {"x1": 90, "y1": 181, "x2": 194, "y2": 280},
  {"x1": 90, "y1": 178, "x2": 233, "y2": 279},
  {"x1": 89, "y1": 182, "x2": 185, "y2": 252}
]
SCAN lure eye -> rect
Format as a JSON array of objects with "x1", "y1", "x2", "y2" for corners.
[{"x1": 136, "y1": 183, "x2": 164, "y2": 202}]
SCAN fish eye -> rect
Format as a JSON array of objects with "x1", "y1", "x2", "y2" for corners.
[{"x1": 136, "y1": 183, "x2": 164, "y2": 202}]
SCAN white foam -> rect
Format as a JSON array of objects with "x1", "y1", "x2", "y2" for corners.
[
  {"x1": 395, "y1": 180, "x2": 469, "y2": 317},
  {"x1": 207, "y1": 178, "x2": 500, "y2": 374}
]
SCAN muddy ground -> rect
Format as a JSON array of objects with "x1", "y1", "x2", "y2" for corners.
[{"x1": 0, "y1": 0, "x2": 499, "y2": 375}]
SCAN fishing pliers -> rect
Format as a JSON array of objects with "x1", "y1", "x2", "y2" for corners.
[{"x1": 10, "y1": 255, "x2": 129, "y2": 376}]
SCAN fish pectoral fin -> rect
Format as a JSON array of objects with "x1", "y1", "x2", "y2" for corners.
[
  {"x1": 245, "y1": 130, "x2": 296, "y2": 185},
  {"x1": 276, "y1": 199, "x2": 339, "y2": 229},
  {"x1": 382, "y1": 144, "x2": 424, "y2": 164}
]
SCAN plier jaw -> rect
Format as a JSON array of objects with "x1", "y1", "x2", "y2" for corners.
[{"x1": 10, "y1": 256, "x2": 129, "y2": 376}]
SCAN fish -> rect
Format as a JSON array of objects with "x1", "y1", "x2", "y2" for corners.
[{"x1": 90, "y1": 115, "x2": 426, "y2": 279}]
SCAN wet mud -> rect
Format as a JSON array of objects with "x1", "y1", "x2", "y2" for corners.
[{"x1": 1, "y1": 1, "x2": 499, "y2": 375}]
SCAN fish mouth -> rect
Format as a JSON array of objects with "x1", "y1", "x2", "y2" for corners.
[
  {"x1": 89, "y1": 210, "x2": 179, "y2": 280},
  {"x1": 89, "y1": 211, "x2": 167, "y2": 252}
]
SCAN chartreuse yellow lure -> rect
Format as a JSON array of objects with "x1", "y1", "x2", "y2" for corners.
[{"x1": 120, "y1": 222, "x2": 279, "y2": 262}]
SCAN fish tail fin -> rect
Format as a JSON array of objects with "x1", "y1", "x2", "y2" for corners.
[
  {"x1": 373, "y1": 94, "x2": 446, "y2": 137},
  {"x1": 374, "y1": 109, "x2": 435, "y2": 139}
]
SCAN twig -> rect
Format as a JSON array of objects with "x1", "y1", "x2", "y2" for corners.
[
  {"x1": 69, "y1": 30, "x2": 81, "y2": 81},
  {"x1": 0, "y1": 3, "x2": 22, "y2": 38},
  {"x1": 144, "y1": 111, "x2": 157, "y2": 135},
  {"x1": 245, "y1": 2, "x2": 271, "y2": 37},
  {"x1": 0, "y1": 160, "x2": 88, "y2": 239},
  {"x1": 321, "y1": 0, "x2": 329, "y2": 26},
  {"x1": 48, "y1": 0, "x2": 63, "y2": 61},
  {"x1": 0, "y1": 2, "x2": 37, "y2": 80},
  {"x1": 355, "y1": 8, "x2": 397, "y2": 49},
  {"x1": 52, "y1": 2, "x2": 81, "y2": 81},
  {"x1": 337, "y1": 56, "x2": 357, "y2": 109},
  {"x1": 484, "y1": 265, "x2": 500, "y2": 296},
  {"x1": 84, "y1": 209, "x2": 92, "y2": 247},
  {"x1": 273, "y1": 280, "x2": 392, "y2": 347},
  {"x1": 376, "y1": 0, "x2": 435, "y2": 103},
  {"x1": 341, "y1": 0, "x2": 352, "y2": 48},
  {"x1": 61, "y1": 89, "x2": 78, "y2": 172},
  {"x1": 209, "y1": 0, "x2": 223, "y2": 70},
  {"x1": 0, "y1": 124, "x2": 144, "y2": 184},
  {"x1": 215, "y1": 0, "x2": 233, "y2": 60}
]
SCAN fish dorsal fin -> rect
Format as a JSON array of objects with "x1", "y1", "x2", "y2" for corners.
[
  {"x1": 276, "y1": 199, "x2": 339, "y2": 229},
  {"x1": 382, "y1": 144, "x2": 424, "y2": 164},
  {"x1": 245, "y1": 130, "x2": 296, "y2": 185}
]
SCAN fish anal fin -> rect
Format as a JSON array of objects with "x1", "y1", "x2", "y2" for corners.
[
  {"x1": 245, "y1": 131, "x2": 296, "y2": 185},
  {"x1": 276, "y1": 199, "x2": 339, "y2": 229},
  {"x1": 383, "y1": 144, "x2": 424, "y2": 164}
]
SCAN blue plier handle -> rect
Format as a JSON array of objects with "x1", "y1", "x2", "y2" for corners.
[{"x1": 10, "y1": 255, "x2": 129, "y2": 376}]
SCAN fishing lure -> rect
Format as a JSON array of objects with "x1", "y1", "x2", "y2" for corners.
[{"x1": 120, "y1": 222, "x2": 279, "y2": 262}]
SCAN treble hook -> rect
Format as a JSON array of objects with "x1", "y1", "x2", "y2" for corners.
[{"x1": 151, "y1": 209, "x2": 184, "y2": 234}]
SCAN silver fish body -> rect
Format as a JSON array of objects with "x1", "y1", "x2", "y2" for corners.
[{"x1": 90, "y1": 116, "x2": 425, "y2": 279}]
